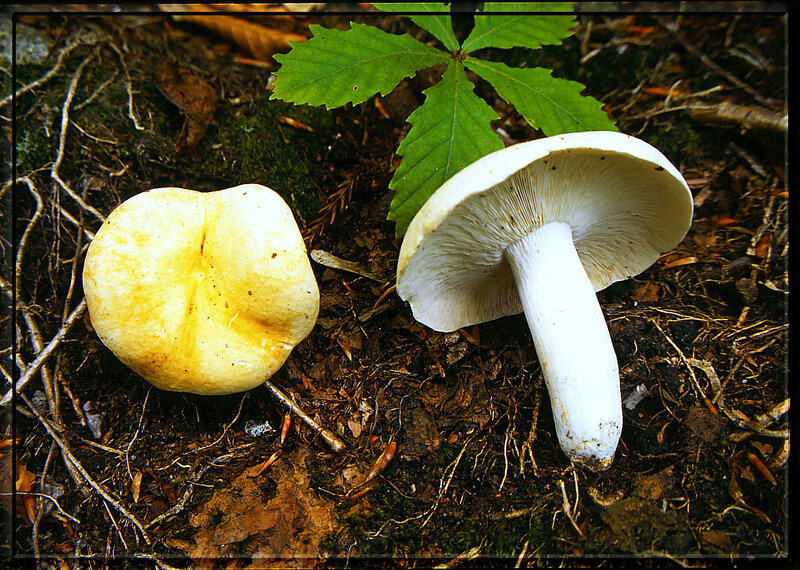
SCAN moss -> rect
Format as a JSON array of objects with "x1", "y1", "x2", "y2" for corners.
[
  {"x1": 645, "y1": 121, "x2": 706, "y2": 165},
  {"x1": 15, "y1": 48, "x2": 336, "y2": 222},
  {"x1": 146, "y1": 95, "x2": 335, "y2": 221}
]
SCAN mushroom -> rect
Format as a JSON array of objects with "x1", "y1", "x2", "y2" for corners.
[
  {"x1": 82, "y1": 184, "x2": 319, "y2": 396},
  {"x1": 396, "y1": 132, "x2": 693, "y2": 471}
]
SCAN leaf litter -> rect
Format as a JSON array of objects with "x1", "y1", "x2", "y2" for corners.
[{"x1": 170, "y1": 448, "x2": 336, "y2": 566}]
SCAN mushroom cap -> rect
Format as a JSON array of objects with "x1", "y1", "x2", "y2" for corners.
[
  {"x1": 82, "y1": 184, "x2": 319, "y2": 395},
  {"x1": 397, "y1": 131, "x2": 693, "y2": 332}
]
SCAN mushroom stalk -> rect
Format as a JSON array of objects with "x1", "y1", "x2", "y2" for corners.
[{"x1": 504, "y1": 221, "x2": 622, "y2": 471}]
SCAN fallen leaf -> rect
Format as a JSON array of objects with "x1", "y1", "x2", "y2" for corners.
[
  {"x1": 685, "y1": 406, "x2": 726, "y2": 443},
  {"x1": 663, "y1": 256, "x2": 699, "y2": 269},
  {"x1": 166, "y1": 7, "x2": 308, "y2": 62},
  {"x1": 131, "y1": 471, "x2": 143, "y2": 503},
  {"x1": 632, "y1": 281, "x2": 660, "y2": 303},
  {"x1": 154, "y1": 59, "x2": 218, "y2": 152},
  {"x1": 348, "y1": 418, "x2": 362, "y2": 439},
  {"x1": 633, "y1": 467, "x2": 675, "y2": 501},
  {"x1": 185, "y1": 448, "x2": 336, "y2": 564},
  {"x1": 754, "y1": 231, "x2": 771, "y2": 258},
  {"x1": 728, "y1": 468, "x2": 770, "y2": 523},
  {"x1": 700, "y1": 529, "x2": 733, "y2": 553},
  {"x1": 16, "y1": 462, "x2": 36, "y2": 523},
  {"x1": 0, "y1": 445, "x2": 12, "y2": 517},
  {"x1": 162, "y1": 481, "x2": 177, "y2": 506}
]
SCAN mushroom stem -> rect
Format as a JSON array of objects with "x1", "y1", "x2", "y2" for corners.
[{"x1": 504, "y1": 221, "x2": 622, "y2": 471}]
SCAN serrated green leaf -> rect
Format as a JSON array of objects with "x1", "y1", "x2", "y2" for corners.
[
  {"x1": 462, "y1": 3, "x2": 576, "y2": 52},
  {"x1": 465, "y1": 58, "x2": 617, "y2": 135},
  {"x1": 388, "y1": 62, "x2": 504, "y2": 236},
  {"x1": 271, "y1": 23, "x2": 447, "y2": 109},
  {"x1": 373, "y1": 2, "x2": 459, "y2": 52}
]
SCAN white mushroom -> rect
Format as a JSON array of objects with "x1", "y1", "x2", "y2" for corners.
[
  {"x1": 82, "y1": 184, "x2": 319, "y2": 396},
  {"x1": 396, "y1": 132, "x2": 693, "y2": 471}
]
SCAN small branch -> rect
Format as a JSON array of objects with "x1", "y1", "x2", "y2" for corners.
[
  {"x1": 125, "y1": 388, "x2": 151, "y2": 480},
  {"x1": 656, "y1": 16, "x2": 779, "y2": 111},
  {"x1": 422, "y1": 434, "x2": 475, "y2": 528},
  {"x1": 15, "y1": 177, "x2": 45, "y2": 293},
  {"x1": 688, "y1": 102, "x2": 787, "y2": 133},
  {"x1": 262, "y1": 380, "x2": 346, "y2": 452},
  {"x1": 557, "y1": 476, "x2": 585, "y2": 538},
  {"x1": 109, "y1": 42, "x2": 145, "y2": 131},
  {"x1": 2, "y1": 298, "x2": 87, "y2": 406},
  {"x1": 19, "y1": 392, "x2": 152, "y2": 545},
  {"x1": 0, "y1": 36, "x2": 84, "y2": 109},
  {"x1": 50, "y1": 52, "x2": 107, "y2": 223},
  {"x1": 145, "y1": 454, "x2": 234, "y2": 529}
]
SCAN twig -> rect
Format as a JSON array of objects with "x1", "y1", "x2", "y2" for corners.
[
  {"x1": 20, "y1": 491, "x2": 81, "y2": 525},
  {"x1": 689, "y1": 102, "x2": 787, "y2": 133},
  {"x1": 672, "y1": 357, "x2": 789, "y2": 439},
  {"x1": 0, "y1": 36, "x2": 84, "y2": 109},
  {"x1": 2, "y1": 298, "x2": 87, "y2": 406},
  {"x1": 3, "y1": 273, "x2": 60, "y2": 420},
  {"x1": 109, "y1": 42, "x2": 145, "y2": 131},
  {"x1": 125, "y1": 388, "x2": 151, "y2": 480},
  {"x1": 15, "y1": 177, "x2": 45, "y2": 293},
  {"x1": 310, "y1": 249, "x2": 384, "y2": 283},
  {"x1": 19, "y1": 392, "x2": 152, "y2": 545},
  {"x1": 262, "y1": 380, "x2": 346, "y2": 452},
  {"x1": 557, "y1": 475, "x2": 585, "y2": 538},
  {"x1": 650, "y1": 318, "x2": 706, "y2": 402},
  {"x1": 193, "y1": 391, "x2": 248, "y2": 452},
  {"x1": 102, "y1": 500, "x2": 129, "y2": 551},
  {"x1": 422, "y1": 434, "x2": 475, "y2": 528},
  {"x1": 146, "y1": 453, "x2": 234, "y2": 528},
  {"x1": 656, "y1": 16, "x2": 779, "y2": 111},
  {"x1": 498, "y1": 421, "x2": 512, "y2": 492},
  {"x1": 50, "y1": 52, "x2": 107, "y2": 223}
]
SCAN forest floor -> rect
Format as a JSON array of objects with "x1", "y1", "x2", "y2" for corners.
[{"x1": 2, "y1": 4, "x2": 790, "y2": 568}]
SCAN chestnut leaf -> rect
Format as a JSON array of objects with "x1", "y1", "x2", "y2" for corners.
[
  {"x1": 387, "y1": 61, "x2": 503, "y2": 236},
  {"x1": 270, "y1": 23, "x2": 447, "y2": 109}
]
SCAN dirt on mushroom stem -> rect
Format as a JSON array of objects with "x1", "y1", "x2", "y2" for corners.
[{"x1": 5, "y1": 8, "x2": 788, "y2": 565}]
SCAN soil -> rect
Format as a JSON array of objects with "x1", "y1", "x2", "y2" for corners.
[{"x1": 2, "y1": 4, "x2": 790, "y2": 568}]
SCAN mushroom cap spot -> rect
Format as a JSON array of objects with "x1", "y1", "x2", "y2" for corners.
[
  {"x1": 396, "y1": 131, "x2": 693, "y2": 332},
  {"x1": 82, "y1": 184, "x2": 319, "y2": 395}
]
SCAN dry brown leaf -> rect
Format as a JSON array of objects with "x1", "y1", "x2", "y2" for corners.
[
  {"x1": 684, "y1": 406, "x2": 726, "y2": 443},
  {"x1": 154, "y1": 59, "x2": 218, "y2": 153},
  {"x1": 0, "y1": 445, "x2": 12, "y2": 517},
  {"x1": 131, "y1": 470, "x2": 143, "y2": 503},
  {"x1": 700, "y1": 529, "x2": 733, "y2": 553},
  {"x1": 169, "y1": 7, "x2": 308, "y2": 62},
  {"x1": 663, "y1": 256, "x2": 699, "y2": 269},
  {"x1": 16, "y1": 462, "x2": 36, "y2": 523},
  {"x1": 754, "y1": 231, "x2": 771, "y2": 258},
  {"x1": 728, "y1": 468, "x2": 771, "y2": 523},
  {"x1": 632, "y1": 281, "x2": 660, "y2": 303},
  {"x1": 185, "y1": 448, "x2": 336, "y2": 564}
]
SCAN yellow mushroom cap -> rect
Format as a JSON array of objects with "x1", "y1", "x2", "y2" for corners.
[{"x1": 82, "y1": 184, "x2": 319, "y2": 395}]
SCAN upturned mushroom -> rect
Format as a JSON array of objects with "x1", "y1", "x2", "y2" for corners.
[
  {"x1": 396, "y1": 131, "x2": 693, "y2": 471},
  {"x1": 82, "y1": 184, "x2": 319, "y2": 396}
]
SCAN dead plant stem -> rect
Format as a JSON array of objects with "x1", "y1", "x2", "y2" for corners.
[
  {"x1": 262, "y1": 380, "x2": 346, "y2": 452},
  {"x1": 2, "y1": 297, "x2": 87, "y2": 407},
  {"x1": 19, "y1": 392, "x2": 152, "y2": 545},
  {"x1": 422, "y1": 433, "x2": 475, "y2": 528},
  {"x1": 50, "y1": 51, "x2": 107, "y2": 223},
  {"x1": 0, "y1": 36, "x2": 84, "y2": 110}
]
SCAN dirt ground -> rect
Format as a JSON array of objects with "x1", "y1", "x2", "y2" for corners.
[{"x1": 2, "y1": 4, "x2": 790, "y2": 568}]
